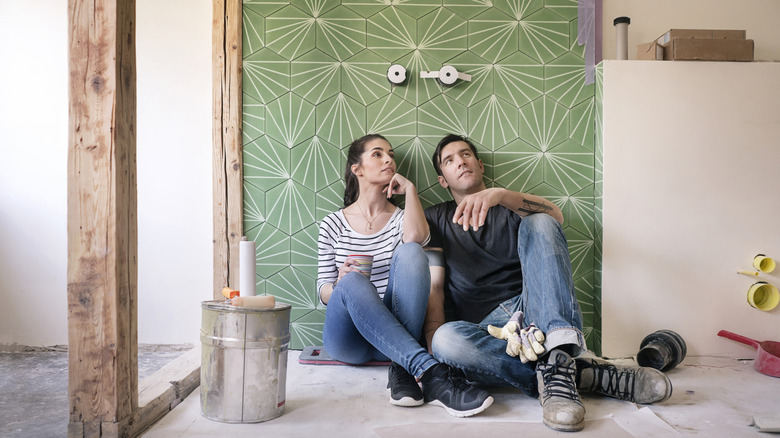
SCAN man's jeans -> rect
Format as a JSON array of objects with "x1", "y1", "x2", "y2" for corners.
[
  {"x1": 323, "y1": 243, "x2": 438, "y2": 378},
  {"x1": 431, "y1": 214, "x2": 586, "y2": 396}
]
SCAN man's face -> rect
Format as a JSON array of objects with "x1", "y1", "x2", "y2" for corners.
[{"x1": 437, "y1": 141, "x2": 484, "y2": 195}]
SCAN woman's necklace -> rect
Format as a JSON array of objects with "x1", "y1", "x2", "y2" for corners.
[{"x1": 355, "y1": 202, "x2": 382, "y2": 231}]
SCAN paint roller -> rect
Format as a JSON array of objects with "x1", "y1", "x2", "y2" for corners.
[
  {"x1": 222, "y1": 286, "x2": 275, "y2": 308},
  {"x1": 231, "y1": 295, "x2": 276, "y2": 309}
]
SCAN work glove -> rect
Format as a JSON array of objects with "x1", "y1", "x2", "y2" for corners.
[{"x1": 487, "y1": 311, "x2": 546, "y2": 363}]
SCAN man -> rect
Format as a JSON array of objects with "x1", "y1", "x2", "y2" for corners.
[{"x1": 423, "y1": 134, "x2": 672, "y2": 432}]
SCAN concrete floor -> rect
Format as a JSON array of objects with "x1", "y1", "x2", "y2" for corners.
[
  {"x1": 0, "y1": 346, "x2": 189, "y2": 438},
  {"x1": 3, "y1": 348, "x2": 778, "y2": 437},
  {"x1": 146, "y1": 351, "x2": 779, "y2": 438}
]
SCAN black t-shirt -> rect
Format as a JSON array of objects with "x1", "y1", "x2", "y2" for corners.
[{"x1": 425, "y1": 201, "x2": 524, "y2": 323}]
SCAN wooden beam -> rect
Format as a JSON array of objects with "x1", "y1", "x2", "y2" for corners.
[
  {"x1": 122, "y1": 347, "x2": 201, "y2": 437},
  {"x1": 67, "y1": 0, "x2": 137, "y2": 436},
  {"x1": 212, "y1": 0, "x2": 243, "y2": 298}
]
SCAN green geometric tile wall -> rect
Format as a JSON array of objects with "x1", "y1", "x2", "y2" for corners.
[{"x1": 242, "y1": 0, "x2": 600, "y2": 352}]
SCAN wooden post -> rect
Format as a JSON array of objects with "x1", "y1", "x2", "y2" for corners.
[
  {"x1": 67, "y1": 0, "x2": 137, "y2": 436},
  {"x1": 213, "y1": 0, "x2": 244, "y2": 298}
]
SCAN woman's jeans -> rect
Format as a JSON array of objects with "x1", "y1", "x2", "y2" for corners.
[
  {"x1": 430, "y1": 214, "x2": 586, "y2": 396},
  {"x1": 323, "y1": 243, "x2": 438, "y2": 378}
]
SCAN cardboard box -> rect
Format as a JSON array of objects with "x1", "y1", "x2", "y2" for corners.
[
  {"x1": 663, "y1": 38, "x2": 754, "y2": 61},
  {"x1": 656, "y1": 29, "x2": 747, "y2": 45},
  {"x1": 637, "y1": 41, "x2": 663, "y2": 60}
]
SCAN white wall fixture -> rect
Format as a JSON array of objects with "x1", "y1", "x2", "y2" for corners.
[
  {"x1": 420, "y1": 65, "x2": 471, "y2": 86},
  {"x1": 386, "y1": 64, "x2": 407, "y2": 85}
]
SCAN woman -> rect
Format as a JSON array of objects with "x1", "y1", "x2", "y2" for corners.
[{"x1": 317, "y1": 134, "x2": 493, "y2": 418}]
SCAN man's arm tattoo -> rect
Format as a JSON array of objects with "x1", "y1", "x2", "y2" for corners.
[{"x1": 517, "y1": 198, "x2": 553, "y2": 215}]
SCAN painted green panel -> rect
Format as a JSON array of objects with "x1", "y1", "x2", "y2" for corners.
[
  {"x1": 242, "y1": 0, "x2": 599, "y2": 350},
  {"x1": 569, "y1": 97, "x2": 594, "y2": 151},
  {"x1": 266, "y1": 180, "x2": 317, "y2": 235},
  {"x1": 493, "y1": 51, "x2": 543, "y2": 108},
  {"x1": 266, "y1": 5, "x2": 317, "y2": 60},
  {"x1": 519, "y1": 95, "x2": 569, "y2": 152},
  {"x1": 291, "y1": 49, "x2": 341, "y2": 105},
  {"x1": 395, "y1": 137, "x2": 439, "y2": 190},
  {"x1": 493, "y1": 138, "x2": 544, "y2": 191},
  {"x1": 243, "y1": 49, "x2": 290, "y2": 105},
  {"x1": 468, "y1": 9, "x2": 518, "y2": 63},
  {"x1": 291, "y1": 224, "x2": 319, "y2": 280},
  {"x1": 243, "y1": 94, "x2": 265, "y2": 145},
  {"x1": 291, "y1": 136, "x2": 342, "y2": 191},
  {"x1": 545, "y1": 0, "x2": 578, "y2": 20},
  {"x1": 247, "y1": 222, "x2": 291, "y2": 278},
  {"x1": 366, "y1": 7, "x2": 416, "y2": 62},
  {"x1": 267, "y1": 266, "x2": 317, "y2": 313},
  {"x1": 543, "y1": 139, "x2": 593, "y2": 196},
  {"x1": 568, "y1": 16, "x2": 584, "y2": 56},
  {"x1": 316, "y1": 92, "x2": 367, "y2": 148},
  {"x1": 243, "y1": 135, "x2": 290, "y2": 191},
  {"x1": 290, "y1": 310, "x2": 326, "y2": 350},
  {"x1": 341, "y1": 49, "x2": 391, "y2": 105},
  {"x1": 442, "y1": 51, "x2": 493, "y2": 108},
  {"x1": 568, "y1": 241, "x2": 594, "y2": 282},
  {"x1": 342, "y1": 0, "x2": 389, "y2": 18},
  {"x1": 245, "y1": 0, "x2": 288, "y2": 17},
  {"x1": 417, "y1": 94, "x2": 468, "y2": 140},
  {"x1": 545, "y1": 52, "x2": 592, "y2": 109},
  {"x1": 316, "y1": 180, "x2": 346, "y2": 222},
  {"x1": 291, "y1": 0, "x2": 339, "y2": 16},
  {"x1": 560, "y1": 184, "x2": 595, "y2": 240},
  {"x1": 316, "y1": 6, "x2": 367, "y2": 61},
  {"x1": 494, "y1": 0, "x2": 543, "y2": 20},
  {"x1": 243, "y1": 7, "x2": 265, "y2": 57},
  {"x1": 392, "y1": 50, "x2": 443, "y2": 107},
  {"x1": 417, "y1": 7, "x2": 468, "y2": 63},
  {"x1": 244, "y1": 183, "x2": 266, "y2": 235},
  {"x1": 265, "y1": 92, "x2": 316, "y2": 148},
  {"x1": 518, "y1": 7, "x2": 569, "y2": 63},
  {"x1": 418, "y1": 183, "x2": 452, "y2": 209},
  {"x1": 396, "y1": 0, "x2": 442, "y2": 17},
  {"x1": 469, "y1": 94, "x2": 519, "y2": 150},
  {"x1": 367, "y1": 93, "x2": 417, "y2": 144},
  {"x1": 442, "y1": 0, "x2": 492, "y2": 20}
]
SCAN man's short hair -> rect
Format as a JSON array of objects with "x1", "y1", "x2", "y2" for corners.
[{"x1": 432, "y1": 134, "x2": 480, "y2": 177}]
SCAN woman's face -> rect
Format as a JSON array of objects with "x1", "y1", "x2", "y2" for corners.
[{"x1": 353, "y1": 138, "x2": 396, "y2": 185}]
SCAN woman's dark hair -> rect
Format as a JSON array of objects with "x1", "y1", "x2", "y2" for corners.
[
  {"x1": 343, "y1": 134, "x2": 389, "y2": 207},
  {"x1": 432, "y1": 134, "x2": 479, "y2": 177}
]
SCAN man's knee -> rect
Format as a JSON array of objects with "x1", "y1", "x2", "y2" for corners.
[
  {"x1": 430, "y1": 321, "x2": 470, "y2": 360},
  {"x1": 521, "y1": 212, "x2": 560, "y2": 233}
]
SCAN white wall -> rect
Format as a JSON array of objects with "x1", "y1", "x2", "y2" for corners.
[
  {"x1": 0, "y1": 0, "x2": 212, "y2": 347},
  {"x1": 602, "y1": 0, "x2": 780, "y2": 61},
  {"x1": 601, "y1": 61, "x2": 780, "y2": 358}
]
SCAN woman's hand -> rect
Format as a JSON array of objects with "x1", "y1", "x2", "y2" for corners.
[
  {"x1": 383, "y1": 172, "x2": 414, "y2": 199},
  {"x1": 335, "y1": 257, "x2": 360, "y2": 285}
]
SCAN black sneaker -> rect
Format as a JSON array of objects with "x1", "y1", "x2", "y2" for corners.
[
  {"x1": 536, "y1": 349, "x2": 585, "y2": 432},
  {"x1": 576, "y1": 357, "x2": 673, "y2": 404},
  {"x1": 387, "y1": 362, "x2": 424, "y2": 407},
  {"x1": 421, "y1": 363, "x2": 493, "y2": 417}
]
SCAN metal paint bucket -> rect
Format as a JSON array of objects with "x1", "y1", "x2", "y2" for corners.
[{"x1": 200, "y1": 300, "x2": 291, "y2": 423}]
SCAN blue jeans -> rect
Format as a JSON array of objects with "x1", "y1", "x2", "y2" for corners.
[
  {"x1": 323, "y1": 243, "x2": 439, "y2": 378},
  {"x1": 431, "y1": 214, "x2": 586, "y2": 396}
]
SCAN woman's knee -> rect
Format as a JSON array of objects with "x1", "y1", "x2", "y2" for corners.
[{"x1": 393, "y1": 242, "x2": 426, "y2": 263}]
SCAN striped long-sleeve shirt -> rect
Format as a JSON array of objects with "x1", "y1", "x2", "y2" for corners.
[{"x1": 317, "y1": 207, "x2": 404, "y2": 303}]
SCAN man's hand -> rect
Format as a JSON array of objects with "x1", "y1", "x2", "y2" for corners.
[
  {"x1": 452, "y1": 187, "x2": 505, "y2": 231},
  {"x1": 487, "y1": 311, "x2": 546, "y2": 363}
]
